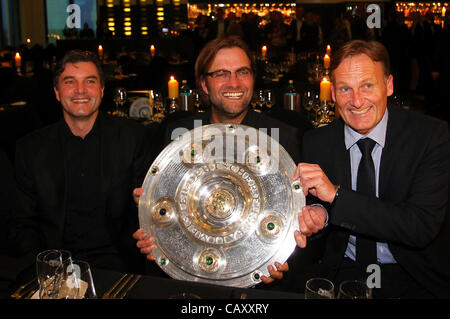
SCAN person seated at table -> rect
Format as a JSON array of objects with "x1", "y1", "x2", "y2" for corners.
[
  {"x1": 8, "y1": 50, "x2": 153, "y2": 273},
  {"x1": 133, "y1": 36, "x2": 317, "y2": 287},
  {"x1": 0, "y1": 147, "x2": 14, "y2": 255},
  {"x1": 294, "y1": 40, "x2": 450, "y2": 298}
]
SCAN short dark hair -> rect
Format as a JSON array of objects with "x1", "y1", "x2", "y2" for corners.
[
  {"x1": 53, "y1": 50, "x2": 104, "y2": 87},
  {"x1": 195, "y1": 36, "x2": 255, "y2": 105},
  {"x1": 330, "y1": 40, "x2": 391, "y2": 80}
]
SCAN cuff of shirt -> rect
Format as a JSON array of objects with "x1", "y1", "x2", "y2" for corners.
[{"x1": 310, "y1": 203, "x2": 329, "y2": 227}]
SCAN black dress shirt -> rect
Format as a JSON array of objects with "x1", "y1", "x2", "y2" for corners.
[{"x1": 62, "y1": 119, "x2": 123, "y2": 269}]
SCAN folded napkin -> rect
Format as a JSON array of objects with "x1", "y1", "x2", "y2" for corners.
[{"x1": 31, "y1": 279, "x2": 88, "y2": 299}]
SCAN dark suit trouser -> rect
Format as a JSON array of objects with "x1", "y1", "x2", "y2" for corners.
[{"x1": 335, "y1": 258, "x2": 434, "y2": 299}]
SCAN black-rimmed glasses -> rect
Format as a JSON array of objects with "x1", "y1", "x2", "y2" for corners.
[{"x1": 206, "y1": 67, "x2": 253, "y2": 82}]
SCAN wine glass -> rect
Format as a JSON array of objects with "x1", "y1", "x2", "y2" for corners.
[
  {"x1": 113, "y1": 87, "x2": 127, "y2": 117},
  {"x1": 37, "y1": 250, "x2": 62, "y2": 299},
  {"x1": 264, "y1": 89, "x2": 275, "y2": 110},
  {"x1": 305, "y1": 278, "x2": 335, "y2": 299},
  {"x1": 36, "y1": 250, "x2": 79, "y2": 299},
  {"x1": 70, "y1": 260, "x2": 97, "y2": 299},
  {"x1": 337, "y1": 280, "x2": 372, "y2": 299},
  {"x1": 252, "y1": 89, "x2": 265, "y2": 112},
  {"x1": 302, "y1": 90, "x2": 314, "y2": 113}
]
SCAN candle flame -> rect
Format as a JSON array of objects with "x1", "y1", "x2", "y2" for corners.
[
  {"x1": 15, "y1": 52, "x2": 20, "y2": 58},
  {"x1": 170, "y1": 76, "x2": 175, "y2": 81},
  {"x1": 98, "y1": 45, "x2": 103, "y2": 49}
]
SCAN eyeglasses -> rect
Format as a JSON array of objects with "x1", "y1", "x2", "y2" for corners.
[{"x1": 206, "y1": 67, "x2": 253, "y2": 82}]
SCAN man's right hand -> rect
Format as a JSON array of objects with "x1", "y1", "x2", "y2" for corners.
[
  {"x1": 133, "y1": 228, "x2": 156, "y2": 261},
  {"x1": 133, "y1": 188, "x2": 144, "y2": 205}
]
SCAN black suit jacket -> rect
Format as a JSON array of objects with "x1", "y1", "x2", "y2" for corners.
[
  {"x1": 302, "y1": 106, "x2": 450, "y2": 297},
  {"x1": 8, "y1": 113, "x2": 153, "y2": 272}
]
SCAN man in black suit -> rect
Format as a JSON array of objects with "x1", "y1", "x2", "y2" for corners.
[
  {"x1": 293, "y1": 40, "x2": 450, "y2": 298},
  {"x1": 133, "y1": 36, "x2": 315, "y2": 285},
  {"x1": 8, "y1": 50, "x2": 152, "y2": 273}
]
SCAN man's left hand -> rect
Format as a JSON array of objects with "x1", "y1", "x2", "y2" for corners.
[{"x1": 261, "y1": 262, "x2": 289, "y2": 284}]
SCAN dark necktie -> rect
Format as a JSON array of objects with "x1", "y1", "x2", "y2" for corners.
[{"x1": 355, "y1": 138, "x2": 378, "y2": 270}]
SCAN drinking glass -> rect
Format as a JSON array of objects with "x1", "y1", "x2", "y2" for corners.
[
  {"x1": 305, "y1": 278, "x2": 335, "y2": 299},
  {"x1": 337, "y1": 280, "x2": 372, "y2": 299},
  {"x1": 153, "y1": 90, "x2": 165, "y2": 114},
  {"x1": 264, "y1": 89, "x2": 275, "y2": 110},
  {"x1": 37, "y1": 250, "x2": 62, "y2": 299},
  {"x1": 70, "y1": 260, "x2": 97, "y2": 299},
  {"x1": 113, "y1": 87, "x2": 127, "y2": 117},
  {"x1": 302, "y1": 90, "x2": 314, "y2": 112},
  {"x1": 36, "y1": 249, "x2": 79, "y2": 299},
  {"x1": 252, "y1": 89, "x2": 265, "y2": 112}
]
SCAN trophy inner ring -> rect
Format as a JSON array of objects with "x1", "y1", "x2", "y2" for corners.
[
  {"x1": 205, "y1": 189, "x2": 236, "y2": 220},
  {"x1": 177, "y1": 164, "x2": 261, "y2": 245}
]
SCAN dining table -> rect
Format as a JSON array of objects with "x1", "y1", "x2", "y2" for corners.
[{"x1": 1, "y1": 253, "x2": 304, "y2": 302}]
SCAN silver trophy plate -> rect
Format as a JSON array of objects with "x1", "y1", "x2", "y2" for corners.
[{"x1": 139, "y1": 123, "x2": 304, "y2": 288}]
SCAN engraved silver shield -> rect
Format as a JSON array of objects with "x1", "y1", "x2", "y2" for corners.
[{"x1": 139, "y1": 123, "x2": 304, "y2": 288}]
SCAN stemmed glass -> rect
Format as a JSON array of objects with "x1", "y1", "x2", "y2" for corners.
[
  {"x1": 113, "y1": 87, "x2": 127, "y2": 117},
  {"x1": 264, "y1": 89, "x2": 274, "y2": 110},
  {"x1": 36, "y1": 250, "x2": 79, "y2": 299},
  {"x1": 337, "y1": 280, "x2": 372, "y2": 299},
  {"x1": 305, "y1": 278, "x2": 335, "y2": 299},
  {"x1": 251, "y1": 89, "x2": 265, "y2": 112},
  {"x1": 306, "y1": 93, "x2": 320, "y2": 127},
  {"x1": 302, "y1": 90, "x2": 315, "y2": 121}
]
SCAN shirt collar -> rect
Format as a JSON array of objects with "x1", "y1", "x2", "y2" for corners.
[
  {"x1": 344, "y1": 108, "x2": 388, "y2": 150},
  {"x1": 62, "y1": 114, "x2": 100, "y2": 141}
]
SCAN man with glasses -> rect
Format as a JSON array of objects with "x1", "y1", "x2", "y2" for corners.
[{"x1": 133, "y1": 36, "x2": 317, "y2": 287}]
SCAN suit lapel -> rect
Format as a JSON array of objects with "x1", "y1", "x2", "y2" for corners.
[
  {"x1": 332, "y1": 119, "x2": 352, "y2": 189},
  {"x1": 379, "y1": 107, "x2": 402, "y2": 199}
]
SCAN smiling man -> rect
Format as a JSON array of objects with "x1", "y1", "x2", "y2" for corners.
[
  {"x1": 8, "y1": 50, "x2": 152, "y2": 273},
  {"x1": 133, "y1": 36, "x2": 314, "y2": 287},
  {"x1": 294, "y1": 40, "x2": 450, "y2": 298}
]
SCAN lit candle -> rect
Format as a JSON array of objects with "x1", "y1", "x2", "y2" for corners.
[
  {"x1": 443, "y1": 7, "x2": 446, "y2": 17},
  {"x1": 26, "y1": 38, "x2": 31, "y2": 45},
  {"x1": 15, "y1": 52, "x2": 22, "y2": 67},
  {"x1": 168, "y1": 76, "x2": 179, "y2": 99},
  {"x1": 149, "y1": 90, "x2": 154, "y2": 116},
  {"x1": 150, "y1": 45, "x2": 155, "y2": 57},
  {"x1": 324, "y1": 54, "x2": 330, "y2": 69},
  {"x1": 326, "y1": 45, "x2": 331, "y2": 56},
  {"x1": 320, "y1": 77, "x2": 331, "y2": 101},
  {"x1": 261, "y1": 45, "x2": 267, "y2": 58},
  {"x1": 98, "y1": 45, "x2": 103, "y2": 58}
]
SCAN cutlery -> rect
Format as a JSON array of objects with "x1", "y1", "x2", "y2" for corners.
[
  {"x1": 10, "y1": 278, "x2": 36, "y2": 299},
  {"x1": 117, "y1": 275, "x2": 141, "y2": 299},
  {"x1": 102, "y1": 274, "x2": 137, "y2": 299},
  {"x1": 23, "y1": 286, "x2": 39, "y2": 299}
]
